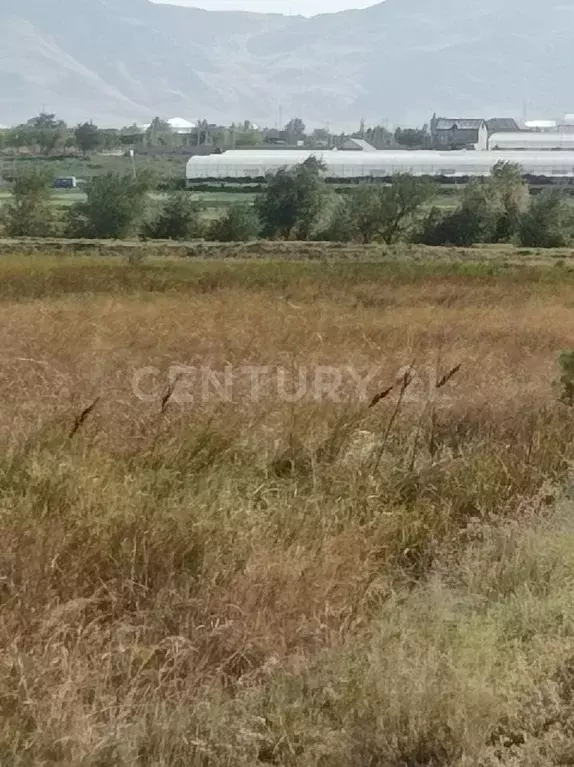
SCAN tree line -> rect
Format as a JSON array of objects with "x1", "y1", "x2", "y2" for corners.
[
  {"x1": 1, "y1": 113, "x2": 415, "y2": 156},
  {"x1": 2, "y1": 159, "x2": 572, "y2": 248}
]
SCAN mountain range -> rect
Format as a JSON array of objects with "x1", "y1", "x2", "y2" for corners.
[{"x1": 1, "y1": 0, "x2": 574, "y2": 128}]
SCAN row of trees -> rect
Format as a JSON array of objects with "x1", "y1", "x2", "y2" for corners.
[
  {"x1": 251, "y1": 158, "x2": 574, "y2": 248},
  {"x1": 3, "y1": 160, "x2": 572, "y2": 247},
  {"x1": 0, "y1": 112, "x2": 414, "y2": 157},
  {"x1": 417, "y1": 163, "x2": 573, "y2": 248},
  {"x1": 1, "y1": 169, "x2": 260, "y2": 241},
  {"x1": 0, "y1": 113, "x2": 232, "y2": 156}
]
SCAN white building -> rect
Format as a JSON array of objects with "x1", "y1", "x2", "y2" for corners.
[
  {"x1": 166, "y1": 117, "x2": 196, "y2": 134},
  {"x1": 139, "y1": 117, "x2": 196, "y2": 134}
]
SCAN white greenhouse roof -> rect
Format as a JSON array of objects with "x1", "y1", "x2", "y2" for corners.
[
  {"x1": 489, "y1": 132, "x2": 574, "y2": 149},
  {"x1": 187, "y1": 149, "x2": 574, "y2": 179}
]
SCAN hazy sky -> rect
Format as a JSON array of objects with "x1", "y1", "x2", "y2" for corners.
[{"x1": 154, "y1": 0, "x2": 376, "y2": 16}]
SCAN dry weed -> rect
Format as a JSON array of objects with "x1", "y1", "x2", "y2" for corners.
[{"x1": 0, "y1": 253, "x2": 574, "y2": 764}]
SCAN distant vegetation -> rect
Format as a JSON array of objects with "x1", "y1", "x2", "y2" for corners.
[{"x1": 2, "y1": 156, "x2": 574, "y2": 248}]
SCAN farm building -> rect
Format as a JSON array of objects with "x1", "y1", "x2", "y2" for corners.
[
  {"x1": 429, "y1": 117, "x2": 488, "y2": 150},
  {"x1": 488, "y1": 132, "x2": 574, "y2": 151},
  {"x1": 486, "y1": 118, "x2": 521, "y2": 135},
  {"x1": 186, "y1": 149, "x2": 574, "y2": 181}
]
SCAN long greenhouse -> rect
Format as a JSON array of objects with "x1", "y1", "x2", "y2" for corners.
[
  {"x1": 186, "y1": 149, "x2": 574, "y2": 181},
  {"x1": 488, "y1": 132, "x2": 574, "y2": 151}
]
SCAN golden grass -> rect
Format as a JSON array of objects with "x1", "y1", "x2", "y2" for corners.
[{"x1": 1, "y1": 252, "x2": 574, "y2": 765}]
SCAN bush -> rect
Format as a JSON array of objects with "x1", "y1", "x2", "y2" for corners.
[
  {"x1": 417, "y1": 165, "x2": 529, "y2": 247},
  {"x1": 417, "y1": 203, "x2": 496, "y2": 247},
  {"x1": 207, "y1": 203, "x2": 260, "y2": 242},
  {"x1": 315, "y1": 197, "x2": 355, "y2": 242},
  {"x1": 3, "y1": 169, "x2": 54, "y2": 237},
  {"x1": 143, "y1": 193, "x2": 203, "y2": 240},
  {"x1": 335, "y1": 177, "x2": 434, "y2": 244},
  {"x1": 517, "y1": 190, "x2": 572, "y2": 248},
  {"x1": 66, "y1": 172, "x2": 152, "y2": 239},
  {"x1": 255, "y1": 157, "x2": 331, "y2": 240},
  {"x1": 491, "y1": 161, "x2": 529, "y2": 241}
]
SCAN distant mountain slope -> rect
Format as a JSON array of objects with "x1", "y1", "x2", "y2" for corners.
[{"x1": 1, "y1": 0, "x2": 573, "y2": 126}]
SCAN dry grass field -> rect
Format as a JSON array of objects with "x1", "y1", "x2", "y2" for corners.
[{"x1": 2, "y1": 250, "x2": 574, "y2": 765}]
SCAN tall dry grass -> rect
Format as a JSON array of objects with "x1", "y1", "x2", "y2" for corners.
[{"x1": 1, "y1": 253, "x2": 574, "y2": 765}]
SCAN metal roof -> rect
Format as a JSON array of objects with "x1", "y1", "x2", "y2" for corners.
[
  {"x1": 434, "y1": 119, "x2": 485, "y2": 131},
  {"x1": 486, "y1": 118, "x2": 520, "y2": 133}
]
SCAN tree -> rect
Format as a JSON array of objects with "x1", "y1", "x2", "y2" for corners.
[
  {"x1": 25, "y1": 113, "x2": 68, "y2": 154},
  {"x1": 143, "y1": 193, "x2": 203, "y2": 240},
  {"x1": 66, "y1": 172, "x2": 152, "y2": 239},
  {"x1": 3, "y1": 169, "x2": 54, "y2": 237},
  {"x1": 284, "y1": 118, "x2": 306, "y2": 141},
  {"x1": 310, "y1": 128, "x2": 331, "y2": 146},
  {"x1": 255, "y1": 157, "x2": 329, "y2": 240},
  {"x1": 346, "y1": 186, "x2": 386, "y2": 243},
  {"x1": 490, "y1": 161, "x2": 529, "y2": 241},
  {"x1": 315, "y1": 197, "x2": 355, "y2": 242},
  {"x1": 75, "y1": 122, "x2": 102, "y2": 156},
  {"x1": 145, "y1": 117, "x2": 174, "y2": 148},
  {"x1": 341, "y1": 176, "x2": 433, "y2": 244},
  {"x1": 364, "y1": 125, "x2": 394, "y2": 150},
  {"x1": 118, "y1": 125, "x2": 145, "y2": 148},
  {"x1": 417, "y1": 203, "x2": 494, "y2": 247},
  {"x1": 518, "y1": 190, "x2": 573, "y2": 248},
  {"x1": 208, "y1": 203, "x2": 260, "y2": 242},
  {"x1": 417, "y1": 167, "x2": 529, "y2": 247},
  {"x1": 377, "y1": 175, "x2": 435, "y2": 244},
  {"x1": 417, "y1": 180, "x2": 501, "y2": 247},
  {"x1": 394, "y1": 127, "x2": 429, "y2": 149}
]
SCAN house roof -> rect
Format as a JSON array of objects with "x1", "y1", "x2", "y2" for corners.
[
  {"x1": 434, "y1": 118, "x2": 485, "y2": 131},
  {"x1": 340, "y1": 137, "x2": 377, "y2": 151},
  {"x1": 167, "y1": 117, "x2": 195, "y2": 130},
  {"x1": 486, "y1": 118, "x2": 520, "y2": 133}
]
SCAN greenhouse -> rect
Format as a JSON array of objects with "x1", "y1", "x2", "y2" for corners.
[
  {"x1": 186, "y1": 149, "x2": 574, "y2": 181},
  {"x1": 488, "y1": 132, "x2": 574, "y2": 151}
]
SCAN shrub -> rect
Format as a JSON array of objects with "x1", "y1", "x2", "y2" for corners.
[
  {"x1": 491, "y1": 161, "x2": 530, "y2": 241},
  {"x1": 3, "y1": 169, "x2": 54, "y2": 237},
  {"x1": 376, "y1": 174, "x2": 435, "y2": 244},
  {"x1": 143, "y1": 192, "x2": 204, "y2": 240},
  {"x1": 518, "y1": 189, "x2": 572, "y2": 248},
  {"x1": 315, "y1": 197, "x2": 355, "y2": 242},
  {"x1": 417, "y1": 165, "x2": 529, "y2": 247},
  {"x1": 207, "y1": 203, "x2": 260, "y2": 242},
  {"x1": 255, "y1": 157, "x2": 331, "y2": 239},
  {"x1": 66, "y1": 172, "x2": 152, "y2": 239},
  {"x1": 417, "y1": 202, "x2": 496, "y2": 246}
]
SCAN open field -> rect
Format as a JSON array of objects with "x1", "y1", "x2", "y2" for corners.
[
  {"x1": 0, "y1": 153, "x2": 187, "y2": 184},
  {"x1": 2, "y1": 250, "x2": 574, "y2": 764}
]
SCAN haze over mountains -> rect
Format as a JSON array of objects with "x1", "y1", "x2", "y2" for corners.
[{"x1": 2, "y1": 0, "x2": 573, "y2": 128}]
